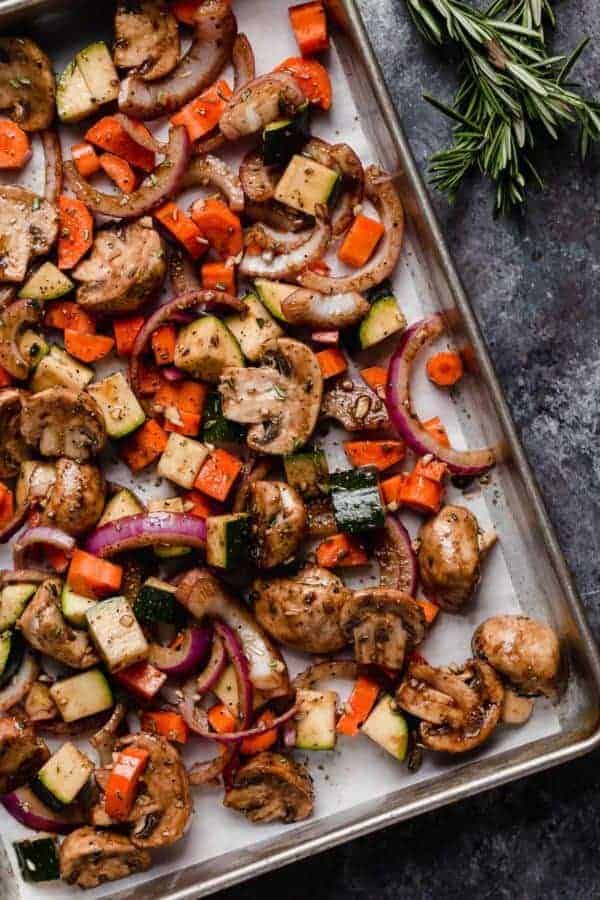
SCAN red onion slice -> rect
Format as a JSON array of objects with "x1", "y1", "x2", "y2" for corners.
[
  {"x1": 183, "y1": 154, "x2": 244, "y2": 212},
  {"x1": 196, "y1": 634, "x2": 227, "y2": 695},
  {"x1": 374, "y1": 515, "x2": 418, "y2": 596},
  {"x1": 13, "y1": 526, "x2": 75, "y2": 568},
  {"x1": 149, "y1": 626, "x2": 211, "y2": 678},
  {"x1": 162, "y1": 366, "x2": 185, "y2": 382},
  {"x1": 187, "y1": 745, "x2": 236, "y2": 786},
  {"x1": 0, "y1": 651, "x2": 38, "y2": 712},
  {"x1": 113, "y1": 113, "x2": 162, "y2": 152},
  {"x1": 214, "y1": 620, "x2": 252, "y2": 730},
  {"x1": 2, "y1": 786, "x2": 83, "y2": 834},
  {"x1": 90, "y1": 702, "x2": 128, "y2": 765},
  {"x1": 84, "y1": 512, "x2": 207, "y2": 557},
  {"x1": 64, "y1": 126, "x2": 189, "y2": 219},
  {"x1": 293, "y1": 660, "x2": 359, "y2": 690},
  {"x1": 41, "y1": 130, "x2": 62, "y2": 205},
  {"x1": 239, "y1": 211, "x2": 331, "y2": 280},
  {"x1": 385, "y1": 314, "x2": 496, "y2": 475},
  {"x1": 232, "y1": 33, "x2": 255, "y2": 91}
]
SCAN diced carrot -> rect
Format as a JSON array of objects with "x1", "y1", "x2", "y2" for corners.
[
  {"x1": 316, "y1": 347, "x2": 347, "y2": 378},
  {"x1": 344, "y1": 440, "x2": 405, "y2": 472},
  {"x1": 44, "y1": 546, "x2": 70, "y2": 573},
  {"x1": 360, "y1": 366, "x2": 388, "y2": 393},
  {"x1": 398, "y1": 469, "x2": 444, "y2": 515},
  {"x1": 316, "y1": 533, "x2": 368, "y2": 568},
  {"x1": 99, "y1": 152, "x2": 138, "y2": 194},
  {"x1": 155, "y1": 380, "x2": 208, "y2": 437},
  {"x1": 64, "y1": 330, "x2": 114, "y2": 363},
  {"x1": 194, "y1": 448, "x2": 242, "y2": 501},
  {"x1": 0, "y1": 118, "x2": 31, "y2": 170},
  {"x1": 151, "y1": 324, "x2": 177, "y2": 366},
  {"x1": 0, "y1": 484, "x2": 14, "y2": 528},
  {"x1": 289, "y1": 1, "x2": 329, "y2": 55},
  {"x1": 380, "y1": 473, "x2": 406, "y2": 506},
  {"x1": 208, "y1": 702, "x2": 237, "y2": 734},
  {"x1": 426, "y1": 351, "x2": 464, "y2": 387},
  {"x1": 57, "y1": 195, "x2": 94, "y2": 270},
  {"x1": 113, "y1": 315, "x2": 145, "y2": 357},
  {"x1": 105, "y1": 747, "x2": 149, "y2": 821},
  {"x1": 275, "y1": 57, "x2": 332, "y2": 109},
  {"x1": 120, "y1": 419, "x2": 168, "y2": 472},
  {"x1": 45, "y1": 300, "x2": 94, "y2": 334},
  {"x1": 114, "y1": 661, "x2": 166, "y2": 701},
  {"x1": 141, "y1": 710, "x2": 189, "y2": 744},
  {"x1": 0, "y1": 366, "x2": 13, "y2": 387},
  {"x1": 422, "y1": 415, "x2": 450, "y2": 449},
  {"x1": 171, "y1": 79, "x2": 233, "y2": 142},
  {"x1": 154, "y1": 201, "x2": 207, "y2": 259},
  {"x1": 311, "y1": 330, "x2": 339, "y2": 345},
  {"x1": 67, "y1": 549, "x2": 123, "y2": 599},
  {"x1": 336, "y1": 676, "x2": 380, "y2": 736},
  {"x1": 85, "y1": 116, "x2": 155, "y2": 172},
  {"x1": 166, "y1": 410, "x2": 203, "y2": 437},
  {"x1": 71, "y1": 141, "x2": 101, "y2": 178},
  {"x1": 190, "y1": 198, "x2": 243, "y2": 259},
  {"x1": 338, "y1": 214, "x2": 384, "y2": 268},
  {"x1": 414, "y1": 456, "x2": 447, "y2": 483},
  {"x1": 240, "y1": 710, "x2": 278, "y2": 755},
  {"x1": 417, "y1": 597, "x2": 440, "y2": 625},
  {"x1": 183, "y1": 490, "x2": 214, "y2": 518},
  {"x1": 172, "y1": 0, "x2": 203, "y2": 25},
  {"x1": 136, "y1": 362, "x2": 164, "y2": 397},
  {"x1": 201, "y1": 261, "x2": 235, "y2": 294}
]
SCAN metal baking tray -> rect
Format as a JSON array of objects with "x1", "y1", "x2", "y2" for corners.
[{"x1": 1, "y1": 1, "x2": 600, "y2": 898}]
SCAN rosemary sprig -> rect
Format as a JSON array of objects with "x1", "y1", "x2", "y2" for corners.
[{"x1": 405, "y1": 0, "x2": 600, "y2": 214}]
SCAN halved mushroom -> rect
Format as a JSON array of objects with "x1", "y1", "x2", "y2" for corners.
[
  {"x1": 321, "y1": 376, "x2": 390, "y2": 432},
  {"x1": 0, "y1": 715, "x2": 49, "y2": 795},
  {"x1": 15, "y1": 460, "x2": 56, "y2": 509},
  {"x1": 220, "y1": 72, "x2": 306, "y2": 141},
  {"x1": 502, "y1": 688, "x2": 534, "y2": 725},
  {"x1": 0, "y1": 299, "x2": 42, "y2": 379},
  {"x1": 472, "y1": 614, "x2": 561, "y2": 697},
  {"x1": 418, "y1": 505, "x2": 493, "y2": 611},
  {"x1": 219, "y1": 337, "x2": 323, "y2": 455},
  {"x1": 60, "y1": 827, "x2": 152, "y2": 890},
  {"x1": 18, "y1": 578, "x2": 99, "y2": 669},
  {"x1": 224, "y1": 751, "x2": 313, "y2": 823},
  {"x1": 114, "y1": 1, "x2": 180, "y2": 82},
  {"x1": 247, "y1": 480, "x2": 306, "y2": 568},
  {"x1": 0, "y1": 389, "x2": 31, "y2": 478},
  {"x1": 0, "y1": 188, "x2": 58, "y2": 284},
  {"x1": 36, "y1": 459, "x2": 106, "y2": 536},
  {"x1": 73, "y1": 218, "x2": 167, "y2": 314},
  {"x1": 0, "y1": 38, "x2": 55, "y2": 131},
  {"x1": 396, "y1": 658, "x2": 504, "y2": 754},
  {"x1": 252, "y1": 565, "x2": 350, "y2": 654},
  {"x1": 20, "y1": 388, "x2": 107, "y2": 461},
  {"x1": 281, "y1": 289, "x2": 370, "y2": 329},
  {"x1": 340, "y1": 588, "x2": 426, "y2": 669}
]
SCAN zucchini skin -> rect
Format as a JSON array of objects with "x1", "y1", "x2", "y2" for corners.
[
  {"x1": 329, "y1": 466, "x2": 385, "y2": 534},
  {"x1": 202, "y1": 392, "x2": 246, "y2": 444},
  {"x1": 262, "y1": 103, "x2": 311, "y2": 166},
  {"x1": 134, "y1": 582, "x2": 182, "y2": 625},
  {"x1": 14, "y1": 838, "x2": 60, "y2": 883},
  {"x1": 0, "y1": 631, "x2": 24, "y2": 687}
]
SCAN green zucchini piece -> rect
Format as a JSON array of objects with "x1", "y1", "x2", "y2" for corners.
[
  {"x1": 262, "y1": 102, "x2": 310, "y2": 166},
  {"x1": 0, "y1": 583, "x2": 36, "y2": 631},
  {"x1": 18, "y1": 262, "x2": 73, "y2": 301},
  {"x1": 31, "y1": 346, "x2": 93, "y2": 392},
  {"x1": 202, "y1": 391, "x2": 245, "y2": 444},
  {"x1": 295, "y1": 688, "x2": 337, "y2": 750},
  {"x1": 14, "y1": 838, "x2": 60, "y2": 883},
  {"x1": 274, "y1": 154, "x2": 340, "y2": 215},
  {"x1": 61, "y1": 586, "x2": 96, "y2": 628},
  {"x1": 359, "y1": 296, "x2": 406, "y2": 349},
  {"x1": 329, "y1": 465, "x2": 385, "y2": 534},
  {"x1": 134, "y1": 577, "x2": 181, "y2": 625},
  {"x1": 97, "y1": 488, "x2": 144, "y2": 527},
  {"x1": 49, "y1": 668, "x2": 114, "y2": 722},
  {"x1": 0, "y1": 631, "x2": 23, "y2": 686},
  {"x1": 361, "y1": 694, "x2": 408, "y2": 760},
  {"x1": 76, "y1": 41, "x2": 119, "y2": 106},
  {"x1": 206, "y1": 513, "x2": 251, "y2": 569},
  {"x1": 87, "y1": 372, "x2": 146, "y2": 439},
  {"x1": 30, "y1": 742, "x2": 94, "y2": 811},
  {"x1": 56, "y1": 59, "x2": 99, "y2": 123},
  {"x1": 174, "y1": 316, "x2": 244, "y2": 382},
  {"x1": 254, "y1": 279, "x2": 296, "y2": 322},
  {"x1": 224, "y1": 292, "x2": 283, "y2": 362},
  {"x1": 18, "y1": 330, "x2": 49, "y2": 369},
  {"x1": 86, "y1": 596, "x2": 148, "y2": 672},
  {"x1": 284, "y1": 447, "x2": 328, "y2": 499}
]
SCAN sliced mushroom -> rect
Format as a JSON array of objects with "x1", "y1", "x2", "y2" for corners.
[
  {"x1": 0, "y1": 389, "x2": 31, "y2": 478},
  {"x1": 418, "y1": 505, "x2": 488, "y2": 611},
  {"x1": 114, "y1": 1, "x2": 180, "y2": 82},
  {"x1": 15, "y1": 459, "x2": 56, "y2": 509},
  {"x1": 18, "y1": 578, "x2": 99, "y2": 669},
  {"x1": 20, "y1": 388, "x2": 107, "y2": 462},
  {"x1": 224, "y1": 751, "x2": 313, "y2": 823},
  {"x1": 0, "y1": 715, "x2": 49, "y2": 795},
  {"x1": 0, "y1": 299, "x2": 43, "y2": 379},
  {"x1": 219, "y1": 338, "x2": 322, "y2": 455},
  {"x1": 253, "y1": 565, "x2": 350, "y2": 654},
  {"x1": 0, "y1": 188, "x2": 58, "y2": 284},
  {"x1": 72, "y1": 218, "x2": 167, "y2": 315},
  {"x1": 36, "y1": 459, "x2": 106, "y2": 536},
  {"x1": 321, "y1": 376, "x2": 390, "y2": 432},
  {"x1": 220, "y1": 72, "x2": 306, "y2": 141},
  {"x1": 247, "y1": 480, "x2": 306, "y2": 568},
  {"x1": 282, "y1": 288, "x2": 369, "y2": 329},
  {"x1": 59, "y1": 827, "x2": 152, "y2": 890},
  {"x1": 340, "y1": 588, "x2": 426, "y2": 669},
  {"x1": 0, "y1": 38, "x2": 55, "y2": 131},
  {"x1": 396, "y1": 659, "x2": 504, "y2": 754},
  {"x1": 472, "y1": 614, "x2": 561, "y2": 697}
]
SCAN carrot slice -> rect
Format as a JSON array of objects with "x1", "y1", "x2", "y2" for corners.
[
  {"x1": 360, "y1": 366, "x2": 388, "y2": 393},
  {"x1": 154, "y1": 201, "x2": 207, "y2": 260},
  {"x1": 309, "y1": 258, "x2": 330, "y2": 275},
  {"x1": 417, "y1": 597, "x2": 440, "y2": 625},
  {"x1": 380, "y1": 473, "x2": 406, "y2": 506},
  {"x1": 240, "y1": 710, "x2": 278, "y2": 755},
  {"x1": 194, "y1": 448, "x2": 242, "y2": 501},
  {"x1": 64, "y1": 330, "x2": 114, "y2": 363},
  {"x1": 426, "y1": 351, "x2": 464, "y2": 387},
  {"x1": 151, "y1": 324, "x2": 177, "y2": 366},
  {"x1": 289, "y1": 1, "x2": 329, "y2": 55},
  {"x1": 120, "y1": 419, "x2": 169, "y2": 472},
  {"x1": 0, "y1": 118, "x2": 31, "y2": 170},
  {"x1": 113, "y1": 315, "x2": 145, "y2": 357},
  {"x1": 105, "y1": 747, "x2": 149, "y2": 821},
  {"x1": 171, "y1": 80, "x2": 233, "y2": 142},
  {"x1": 45, "y1": 300, "x2": 95, "y2": 334},
  {"x1": 201, "y1": 261, "x2": 236, "y2": 294},
  {"x1": 421, "y1": 415, "x2": 450, "y2": 448},
  {"x1": 85, "y1": 116, "x2": 155, "y2": 172},
  {"x1": 275, "y1": 57, "x2": 332, "y2": 109},
  {"x1": 316, "y1": 533, "x2": 368, "y2": 568},
  {"x1": 336, "y1": 676, "x2": 380, "y2": 736},
  {"x1": 57, "y1": 196, "x2": 94, "y2": 270},
  {"x1": 44, "y1": 546, "x2": 70, "y2": 573},
  {"x1": 183, "y1": 490, "x2": 215, "y2": 518},
  {"x1": 67, "y1": 549, "x2": 123, "y2": 599},
  {"x1": 208, "y1": 702, "x2": 237, "y2": 734},
  {"x1": 398, "y1": 469, "x2": 444, "y2": 515},
  {"x1": 71, "y1": 141, "x2": 100, "y2": 178},
  {"x1": 155, "y1": 380, "x2": 208, "y2": 437},
  {"x1": 343, "y1": 440, "x2": 405, "y2": 472},
  {"x1": 141, "y1": 710, "x2": 189, "y2": 744},
  {"x1": 338, "y1": 214, "x2": 385, "y2": 268},
  {"x1": 99, "y1": 152, "x2": 138, "y2": 194},
  {"x1": 316, "y1": 347, "x2": 347, "y2": 378},
  {"x1": 136, "y1": 362, "x2": 165, "y2": 397},
  {"x1": 414, "y1": 456, "x2": 447, "y2": 484},
  {"x1": 190, "y1": 198, "x2": 243, "y2": 259},
  {"x1": 114, "y1": 661, "x2": 166, "y2": 701}
]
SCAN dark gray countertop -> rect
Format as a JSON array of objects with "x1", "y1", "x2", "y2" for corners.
[{"x1": 220, "y1": 2, "x2": 600, "y2": 898}]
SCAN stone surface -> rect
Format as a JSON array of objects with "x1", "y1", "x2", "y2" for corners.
[{"x1": 220, "y1": 2, "x2": 600, "y2": 898}]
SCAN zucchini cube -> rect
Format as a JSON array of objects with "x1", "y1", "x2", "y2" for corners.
[
  {"x1": 157, "y1": 433, "x2": 209, "y2": 489},
  {"x1": 86, "y1": 596, "x2": 148, "y2": 672},
  {"x1": 295, "y1": 688, "x2": 338, "y2": 750}
]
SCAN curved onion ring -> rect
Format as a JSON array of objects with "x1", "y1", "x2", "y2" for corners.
[
  {"x1": 386, "y1": 314, "x2": 496, "y2": 475},
  {"x1": 233, "y1": 33, "x2": 255, "y2": 91},
  {"x1": 0, "y1": 298, "x2": 41, "y2": 380},
  {"x1": 298, "y1": 165, "x2": 404, "y2": 294},
  {"x1": 374, "y1": 515, "x2": 418, "y2": 596},
  {"x1": 245, "y1": 201, "x2": 308, "y2": 232},
  {"x1": 293, "y1": 660, "x2": 359, "y2": 690},
  {"x1": 13, "y1": 526, "x2": 75, "y2": 569},
  {"x1": 239, "y1": 209, "x2": 331, "y2": 280},
  {"x1": 149, "y1": 626, "x2": 211, "y2": 678},
  {"x1": 84, "y1": 512, "x2": 207, "y2": 557},
  {"x1": 118, "y1": 0, "x2": 237, "y2": 120},
  {"x1": 232, "y1": 457, "x2": 271, "y2": 513},
  {"x1": 113, "y1": 113, "x2": 162, "y2": 152},
  {"x1": 0, "y1": 568, "x2": 48, "y2": 586},
  {"x1": 36, "y1": 710, "x2": 113, "y2": 736},
  {"x1": 220, "y1": 72, "x2": 306, "y2": 141},
  {"x1": 168, "y1": 248, "x2": 201, "y2": 295},
  {"x1": 304, "y1": 138, "x2": 364, "y2": 236},
  {"x1": 64, "y1": 126, "x2": 190, "y2": 219},
  {"x1": 188, "y1": 744, "x2": 237, "y2": 786},
  {"x1": 0, "y1": 651, "x2": 38, "y2": 712},
  {"x1": 183, "y1": 154, "x2": 244, "y2": 211},
  {"x1": 196, "y1": 634, "x2": 227, "y2": 694},
  {"x1": 239, "y1": 149, "x2": 278, "y2": 203},
  {"x1": 90, "y1": 702, "x2": 128, "y2": 765},
  {"x1": 2, "y1": 786, "x2": 83, "y2": 834},
  {"x1": 0, "y1": 503, "x2": 30, "y2": 545},
  {"x1": 193, "y1": 132, "x2": 227, "y2": 156},
  {"x1": 245, "y1": 222, "x2": 313, "y2": 254},
  {"x1": 41, "y1": 130, "x2": 62, "y2": 205}
]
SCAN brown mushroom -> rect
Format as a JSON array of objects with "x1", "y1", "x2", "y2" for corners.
[
  {"x1": 18, "y1": 578, "x2": 99, "y2": 669},
  {"x1": 321, "y1": 376, "x2": 390, "y2": 431},
  {"x1": 0, "y1": 188, "x2": 58, "y2": 283},
  {"x1": 0, "y1": 715, "x2": 49, "y2": 795},
  {"x1": 220, "y1": 72, "x2": 306, "y2": 141},
  {"x1": 0, "y1": 389, "x2": 31, "y2": 478},
  {"x1": 15, "y1": 460, "x2": 56, "y2": 509},
  {"x1": 114, "y1": 1, "x2": 180, "y2": 82},
  {"x1": 282, "y1": 289, "x2": 370, "y2": 330},
  {"x1": 396, "y1": 658, "x2": 504, "y2": 754},
  {"x1": 472, "y1": 614, "x2": 561, "y2": 697},
  {"x1": 0, "y1": 38, "x2": 55, "y2": 132},
  {"x1": 59, "y1": 827, "x2": 152, "y2": 890},
  {"x1": 20, "y1": 388, "x2": 107, "y2": 461},
  {"x1": 247, "y1": 480, "x2": 306, "y2": 568},
  {"x1": 252, "y1": 565, "x2": 350, "y2": 654},
  {"x1": 36, "y1": 458, "x2": 106, "y2": 536},
  {"x1": 0, "y1": 299, "x2": 42, "y2": 379},
  {"x1": 224, "y1": 751, "x2": 313, "y2": 823},
  {"x1": 340, "y1": 588, "x2": 426, "y2": 669}
]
